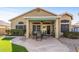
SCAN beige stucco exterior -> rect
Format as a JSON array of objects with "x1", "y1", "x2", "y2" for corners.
[
  {"x1": 60, "y1": 14, "x2": 72, "y2": 31},
  {"x1": 10, "y1": 8, "x2": 72, "y2": 38}
]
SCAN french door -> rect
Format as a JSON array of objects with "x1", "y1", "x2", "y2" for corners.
[
  {"x1": 33, "y1": 25, "x2": 41, "y2": 34},
  {"x1": 42, "y1": 25, "x2": 51, "y2": 35},
  {"x1": 47, "y1": 25, "x2": 50, "y2": 34}
]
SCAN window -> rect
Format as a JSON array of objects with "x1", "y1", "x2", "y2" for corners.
[
  {"x1": 16, "y1": 25, "x2": 26, "y2": 30},
  {"x1": 18, "y1": 22, "x2": 24, "y2": 24},
  {"x1": 37, "y1": 25, "x2": 41, "y2": 32},
  {"x1": 16, "y1": 22, "x2": 26, "y2": 30},
  {"x1": 61, "y1": 20, "x2": 69, "y2": 32},
  {"x1": 61, "y1": 20, "x2": 69, "y2": 23},
  {"x1": 61, "y1": 24, "x2": 69, "y2": 32},
  {"x1": 33, "y1": 25, "x2": 41, "y2": 34}
]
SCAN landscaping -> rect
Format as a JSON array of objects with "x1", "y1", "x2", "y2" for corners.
[
  {"x1": 12, "y1": 44, "x2": 28, "y2": 52},
  {"x1": 6, "y1": 29, "x2": 26, "y2": 36},
  {"x1": 0, "y1": 40, "x2": 12, "y2": 52},
  {"x1": 63, "y1": 32, "x2": 79, "y2": 39},
  {"x1": 2, "y1": 37, "x2": 14, "y2": 40},
  {"x1": 0, "y1": 36, "x2": 28, "y2": 52}
]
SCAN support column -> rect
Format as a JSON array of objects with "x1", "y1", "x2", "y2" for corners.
[
  {"x1": 55, "y1": 16, "x2": 60, "y2": 39},
  {"x1": 69, "y1": 20, "x2": 72, "y2": 32},
  {"x1": 26, "y1": 19, "x2": 29, "y2": 38}
]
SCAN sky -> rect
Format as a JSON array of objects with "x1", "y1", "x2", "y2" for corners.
[{"x1": 0, "y1": 7, "x2": 79, "y2": 24}]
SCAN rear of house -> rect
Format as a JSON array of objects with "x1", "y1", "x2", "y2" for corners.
[{"x1": 10, "y1": 8, "x2": 73, "y2": 38}]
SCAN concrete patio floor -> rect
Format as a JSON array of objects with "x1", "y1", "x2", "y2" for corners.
[
  {"x1": 59, "y1": 38, "x2": 79, "y2": 52},
  {"x1": 12, "y1": 37, "x2": 70, "y2": 52}
]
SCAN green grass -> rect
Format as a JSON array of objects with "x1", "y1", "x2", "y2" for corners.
[
  {"x1": 0, "y1": 37, "x2": 28, "y2": 52},
  {"x1": 2, "y1": 37, "x2": 14, "y2": 40},
  {"x1": 0, "y1": 40, "x2": 12, "y2": 52},
  {"x1": 12, "y1": 44, "x2": 28, "y2": 52},
  {"x1": 0, "y1": 36, "x2": 4, "y2": 40}
]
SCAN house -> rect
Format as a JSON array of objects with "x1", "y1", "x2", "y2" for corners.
[
  {"x1": 0, "y1": 20, "x2": 10, "y2": 35},
  {"x1": 10, "y1": 8, "x2": 73, "y2": 38},
  {"x1": 72, "y1": 23, "x2": 79, "y2": 32}
]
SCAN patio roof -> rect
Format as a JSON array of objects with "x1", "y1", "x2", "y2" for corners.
[{"x1": 24, "y1": 16, "x2": 57, "y2": 20}]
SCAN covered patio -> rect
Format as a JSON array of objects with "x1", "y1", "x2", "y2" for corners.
[{"x1": 25, "y1": 16, "x2": 61, "y2": 39}]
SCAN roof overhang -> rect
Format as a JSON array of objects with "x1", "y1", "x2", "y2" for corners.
[{"x1": 24, "y1": 16, "x2": 57, "y2": 21}]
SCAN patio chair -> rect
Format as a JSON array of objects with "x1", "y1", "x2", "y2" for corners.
[
  {"x1": 32, "y1": 31, "x2": 37, "y2": 39},
  {"x1": 35, "y1": 31, "x2": 43, "y2": 41}
]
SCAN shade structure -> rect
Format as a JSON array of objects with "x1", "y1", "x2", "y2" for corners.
[
  {"x1": 24, "y1": 16, "x2": 57, "y2": 21},
  {"x1": 30, "y1": 18, "x2": 56, "y2": 21}
]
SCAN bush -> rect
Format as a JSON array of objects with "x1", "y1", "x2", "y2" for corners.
[
  {"x1": 6, "y1": 30, "x2": 11, "y2": 35},
  {"x1": 63, "y1": 32, "x2": 79, "y2": 39},
  {"x1": 2, "y1": 37, "x2": 14, "y2": 40},
  {"x1": 11, "y1": 29, "x2": 26, "y2": 36}
]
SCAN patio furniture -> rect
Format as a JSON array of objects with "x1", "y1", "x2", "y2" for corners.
[
  {"x1": 32, "y1": 31, "x2": 43, "y2": 41},
  {"x1": 32, "y1": 31, "x2": 37, "y2": 39},
  {"x1": 36, "y1": 31, "x2": 43, "y2": 41}
]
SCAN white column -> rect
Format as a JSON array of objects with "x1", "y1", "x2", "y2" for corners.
[
  {"x1": 55, "y1": 16, "x2": 60, "y2": 39},
  {"x1": 26, "y1": 19, "x2": 29, "y2": 38}
]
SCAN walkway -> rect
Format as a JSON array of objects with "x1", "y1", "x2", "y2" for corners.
[
  {"x1": 59, "y1": 38, "x2": 79, "y2": 52},
  {"x1": 12, "y1": 37, "x2": 70, "y2": 52}
]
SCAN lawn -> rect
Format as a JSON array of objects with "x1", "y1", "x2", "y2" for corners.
[
  {"x1": 0, "y1": 36, "x2": 4, "y2": 40},
  {"x1": 0, "y1": 36, "x2": 28, "y2": 52},
  {"x1": 0, "y1": 40, "x2": 12, "y2": 52},
  {"x1": 12, "y1": 44, "x2": 28, "y2": 52}
]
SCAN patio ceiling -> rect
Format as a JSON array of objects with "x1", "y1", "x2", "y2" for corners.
[{"x1": 24, "y1": 16, "x2": 57, "y2": 21}]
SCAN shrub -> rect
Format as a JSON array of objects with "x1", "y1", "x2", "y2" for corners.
[
  {"x1": 6, "y1": 30, "x2": 11, "y2": 35},
  {"x1": 2, "y1": 37, "x2": 14, "y2": 40},
  {"x1": 63, "y1": 32, "x2": 79, "y2": 39},
  {"x1": 11, "y1": 29, "x2": 26, "y2": 36}
]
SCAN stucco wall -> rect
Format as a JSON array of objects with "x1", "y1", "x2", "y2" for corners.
[
  {"x1": 61, "y1": 14, "x2": 72, "y2": 20},
  {"x1": 11, "y1": 9, "x2": 56, "y2": 29},
  {"x1": 61, "y1": 14, "x2": 72, "y2": 31},
  {"x1": 11, "y1": 17, "x2": 27, "y2": 29},
  {"x1": 24, "y1": 9, "x2": 55, "y2": 16}
]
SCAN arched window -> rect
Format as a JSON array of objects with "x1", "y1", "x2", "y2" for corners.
[
  {"x1": 16, "y1": 22, "x2": 26, "y2": 30},
  {"x1": 16, "y1": 25, "x2": 26, "y2": 30},
  {"x1": 18, "y1": 22, "x2": 24, "y2": 24}
]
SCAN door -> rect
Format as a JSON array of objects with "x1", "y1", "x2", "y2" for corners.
[
  {"x1": 47, "y1": 25, "x2": 50, "y2": 34},
  {"x1": 33, "y1": 25, "x2": 41, "y2": 34}
]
